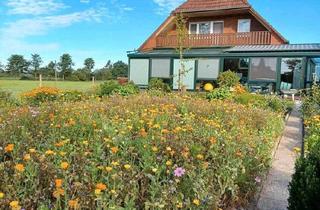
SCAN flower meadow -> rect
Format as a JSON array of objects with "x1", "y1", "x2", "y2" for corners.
[{"x1": 0, "y1": 87, "x2": 286, "y2": 209}]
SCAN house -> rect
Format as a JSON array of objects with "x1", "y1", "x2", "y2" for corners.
[{"x1": 128, "y1": 0, "x2": 320, "y2": 92}]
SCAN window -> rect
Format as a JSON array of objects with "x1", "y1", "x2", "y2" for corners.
[
  {"x1": 198, "y1": 59, "x2": 220, "y2": 79},
  {"x1": 151, "y1": 59, "x2": 171, "y2": 78},
  {"x1": 250, "y1": 58, "x2": 277, "y2": 81},
  {"x1": 173, "y1": 59, "x2": 195, "y2": 90},
  {"x1": 224, "y1": 58, "x2": 249, "y2": 83},
  {"x1": 281, "y1": 58, "x2": 303, "y2": 89},
  {"x1": 238, "y1": 19, "x2": 251, "y2": 33},
  {"x1": 129, "y1": 59, "x2": 149, "y2": 86},
  {"x1": 189, "y1": 21, "x2": 223, "y2": 34}
]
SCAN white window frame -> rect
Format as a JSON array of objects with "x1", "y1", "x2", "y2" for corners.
[
  {"x1": 237, "y1": 19, "x2": 251, "y2": 33},
  {"x1": 189, "y1": 21, "x2": 224, "y2": 34}
]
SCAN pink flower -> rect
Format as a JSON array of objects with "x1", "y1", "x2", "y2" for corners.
[
  {"x1": 174, "y1": 167, "x2": 186, "y2": 177},
  {"x1": 255, "y1": 176, "x2": 261, "y2": 183}
]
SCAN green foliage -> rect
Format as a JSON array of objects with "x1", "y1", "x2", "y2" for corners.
[
  {"x1": 217, "y1": 71, "x2": 240, "y2": 88},
  {"x1": 6, "y1": 54, "x2": 30, "y2": 75},
  {"x1": 233, "y1": 93, "x2": 293, "y2": 113},
  {"x1": 84, "y1": 58, "x2": 95, "y2": 72},
  {"x1": 0, "y1": 89, "x2": 18, "y2": 107},
  {"x1": 30, "y1": 54, "x2": 43, "y2": 77},
  {"x1": 58, "y1": 53, "x2": 74, "y2": 79},
  {"x1": 148, "y1": 78, "x2": 171, "y2": 92},
  {"x1": 59, "y1": 90, "x2": 85, "y2": 102},
  {"x1": 206, "y1": 87, "x2": 232, "y2": 100},
  {"x1": 99, "y1": 80, "x2": 121, "y2": 96},
  {"x1": 301, "y1": 85, "x2": 320, "y2": 118},
  {"x1": 112, "y1": 82, "x2": 139, "y2": 96},
  {"x1": 288, "y1": 142, "x2": 320, "y2": 210}
]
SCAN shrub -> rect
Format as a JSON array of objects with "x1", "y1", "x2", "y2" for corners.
[
  {"x1": 99, "y1": 80, "x2": 121, "y2": 96},
  {"x1": 59, "y1": 90, "x2": 85, "y2": 102},
  {"x1": 112, "y1": 82, "x2": 139, "y2": 96},
  {"x1": 206, "y1": 87, "x2": 232, "y2": 100},
  {"x1": 301, "y1": 85, "x2": 320, "y2": 118},
  {"x1": 288, "y1": 142, "x2": 320, "y2": 210},
  {"x1": 21, "y1": 87, "x2": 61, "y2": 105},
  {"x1": 148, "y1": 78, "x2": 171, "y2": 92},
  {"x1": 20, "y1": 75, "x2": 34, "y2": 80},
  {"x1": 217, "y1": 71, "x2": 240, "y2": 88},
  {"x1": 0, "y1": 89, "x2": 18, "y2": 107}
]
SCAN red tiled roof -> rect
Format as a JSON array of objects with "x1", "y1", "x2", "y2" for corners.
[{"x1": 174, "y1": 0, "x2": 250, "y2": 13}]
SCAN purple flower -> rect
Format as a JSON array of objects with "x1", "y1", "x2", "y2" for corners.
[{"x1": 174, "y1": 167, "x2": 186, "y2": 177}]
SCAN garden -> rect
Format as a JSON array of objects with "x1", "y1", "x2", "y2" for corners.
[{"x1": 0, "y1": 72, "x2": 294, "y2": 210}]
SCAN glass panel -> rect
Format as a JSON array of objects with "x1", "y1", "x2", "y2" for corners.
[
  {"x1": 199, "y1": 22, "x2": 210, "y2": 34},
  {"x1": 281, "y1": 58, "x2": 303, "y2": 90},
  {"x1": 224, "y1": 58, "x2": 249, "y2": 83},
  {"x1": 151, "y1": 59, "x2": 170, "y2": 78},
  {"x1": 129, "y1": 59, "x2": 149, "y2": 85},
  {"x1": 173, "y1": 59, "x2": 195, "y2": 90},
  {"x1": 198, "y1": 59, "x2": 220, "y2": 79},
  {"x1": 250, "y1": 58, "x2": 277, "y2": 81},
  {"x1": 190, "y1": 24, "x2": 197, "y2": 34},
  {"x1": 238, "y1": 19, "x2": 251, "y2": 33},
  {"x1": 212, "y1": 22, "x2": 223, "y2": 34}
]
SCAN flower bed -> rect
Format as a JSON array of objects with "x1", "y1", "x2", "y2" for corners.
[{"x1": 0, "y1": 93, "x2": 284, "y2": 209}]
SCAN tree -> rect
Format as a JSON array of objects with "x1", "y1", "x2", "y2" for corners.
[
  {"x1": 110, "y1": 61, "x2": 128, "y2": 78},
  {"x1": 30, "y1": 54, "x2": 43, "y2": 77},
  {"x1": 58, "y1": 54, "x2": 74, "y2": 79},
  {"x1": 84, "y1": 58, "x2": 95, "y2": 72},
  {"x1": 39, "y1": 61, "x2": 56, "y2": 77},
  {"x1": 0, "y1": 61, "x2": 4, "y2": 73},
  {"x1": 175, "y1": 13, "x2": 189, "y2": 91},
  {"x1": 6, "y1": 55, "x2": 30, "y2": 76}
]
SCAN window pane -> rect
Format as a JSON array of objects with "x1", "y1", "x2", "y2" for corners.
[
  {"x1": 199, "y1": 22, "x2": 210, "y2": 34},
  {"x1": 173, "y1": 59, "x2": 195, "y2": 90},
  {"x1": 190, "y1": 24, "x2": 197, "y2": 34},
  {"x1": 250, "y1": 58, "x2": 277, "y2": 81},
  {"x1": 151, "y1": 59, "x2": 170, "y2": 78},
  {"x1": 129, "y1": 59, "x2": 149, "y2": 85},
  {"x1": 238, "y1": 19, "x2": 251, "y2": 32},
  {"x1": 198, "y1": 59, "x2": 220, "y2": 79},
  {"x1": 212, "y1": 22, "x2": 223, "y2": 34},
  {"x1": 281, "y1": 58, "x2": 302, "y2": 89}
]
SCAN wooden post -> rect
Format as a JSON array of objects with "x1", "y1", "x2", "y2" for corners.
[
  {"x1": 92, "y1": 76, "x2": 95, "y2": 85},
  {"x1": 39, "y1": 74, "x2": 43, "y2": 87}
]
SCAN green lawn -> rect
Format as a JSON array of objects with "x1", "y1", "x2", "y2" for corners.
[{"x1": 0, "y1": 79, "x2": 100, "y2": 96}]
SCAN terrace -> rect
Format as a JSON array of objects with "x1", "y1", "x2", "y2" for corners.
[{"x1": 156, "y1": 31, "x2": 272, "y2": 48}]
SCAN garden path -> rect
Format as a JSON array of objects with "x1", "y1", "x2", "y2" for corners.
[{"x1": 256, "y1": 102, "x2": 302, "y2": 210}]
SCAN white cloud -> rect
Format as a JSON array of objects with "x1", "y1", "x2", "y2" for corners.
[
  {"x1": 153, "y1": 0, "x2": 184, "y2": 14},
  {"x1": 6, "y1": 0, "x2": 66, "y2": 15},
  {"x1": 80, "y1": 0, "x2": 90, "y2": 3}
]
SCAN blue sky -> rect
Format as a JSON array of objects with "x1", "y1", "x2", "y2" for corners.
[{"x1": 0, "y1": 0, "x2": 319, "y2": 69}]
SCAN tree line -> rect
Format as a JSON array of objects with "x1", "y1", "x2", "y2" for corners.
[{"x1": 0, "y1": 54, "x2": 128, "y2": 81}]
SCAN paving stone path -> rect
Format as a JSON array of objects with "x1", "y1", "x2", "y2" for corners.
[{"x1": 256, "y1": 103, "x2": 303, "y2": 210}]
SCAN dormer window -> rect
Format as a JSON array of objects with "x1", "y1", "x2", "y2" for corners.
[
  {"x1": 238, "y1": 19, "x2": 251, "y2": 33},
  {"x1": 189, "y1": 21, "x2": 223, "y2": 35}
]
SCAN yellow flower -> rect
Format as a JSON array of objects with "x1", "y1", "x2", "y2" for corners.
[
  {"x1": 176, "y1": 202, "x2": 183, "y2": 208},
  {"x1": 124, "y1": 164, "x2": 131, "y2": 170},
  {"x1": 196, "y1": 154, "x2": 204, "y2": 160},
  {"x1": 29, "y1": 148, "x2": 36, "y2": 153},
  {"x1": 111, "y1": 161, "x2": 119, "y2": 166},
  {"x1": 293, "y1": 147, "x2": 301, "y2": 153},
  {"x1": 96, "y1": 183, "x2": 107, "y2": 191},
  {"x1": 53, "y1": 188, "x2": 65, "y2": 198},
  {"x1": 14, "y1": 164, "x2": 25, "y2": 172},
  {"x1": 193, "y1": 199, "x2": 200, "y2": 206},
  {"x1": 105, "y1": 166, "x2": 113, "y2": 172},
  {"x1": 152, "y1": 168, "x2": 158, "y2": 173},
  {"x1": 5, "y1": 144, "x2": 14, "y2": 153},
  {"x1": 110, "y1": 189, "x2": 116, "y2": 194},
  {"x1": 95, "y1": 189, "x2": 102, "y2": 195},
  {"x1": 60, "y1": 162, "x2": 69, "y2": 170},
  {"x1": 166, "y1": 147, "x2": 172, "y2": 152},
  {"x1": 55, "y1": 179, "x2": 63, "y2": 188},
  {"x1": 0, "y1": 192, "x2": 4, "y2": 199},
  {"x1": 68, "y1": 199, "x2": 79, "y2": 209},
  {"x1": 166, "y1": 160, "x2": 172, "y2": 166},
  {"x1": 23, "y1": 154, "x2": 31, "y2": 161},
  {"x1": 9, "y1": 200, "x2": 21, "y2": 209},
  {"x1": 45, "y1": 150, "x2": 55, "y2": 155},
  {"x1": 151, "y1": 146, "x2": 158, "y2": 152}
]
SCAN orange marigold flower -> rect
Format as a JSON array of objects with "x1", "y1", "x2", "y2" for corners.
[
  {"x1": 29, "y1": 148, "x2": 36, "y2": 153},
  {"x1": 68, "y1": 199, "x2": 79, "y2": 209},
  {"x1": 23, "y1": 154, "x2": 31, "y2": 161},
  {"x1": 96, "y1": 183, "x2": 107, "y2": 191},
  {"x1": 45, "y1": 150, "x2": 55, "y2": 155},
  {"x1": 14, "y1": 164, "x2": 25, "y2": 172},
  {"x1": 111, "y1": 147, "x2": 119, "y2": 154},
  {"x1": 55, "y1": 179, "x2": 63, "y2": 188},
  {"x1": 60, "y1": 162, "x2": 69, "y2": 170},
  {"x1": 53, "y1": 188, "x2": 65, "y2": 198},
  {"x1": 139, "y1": 128, "x2": 148, "y2": 137},
  {"x1": 5, "y1": 144, "x2": 14, "y2": 153}
]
